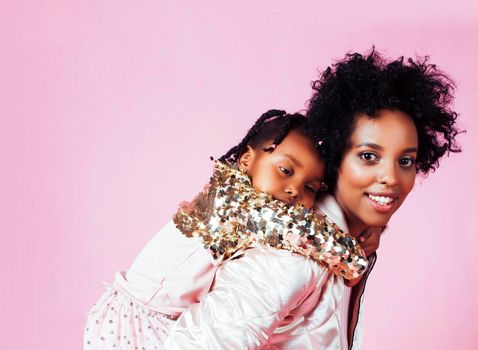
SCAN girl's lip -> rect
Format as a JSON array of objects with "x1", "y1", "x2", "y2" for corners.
[{"x1": 365, "y1": 193, "x2": 396, "y2": 213}]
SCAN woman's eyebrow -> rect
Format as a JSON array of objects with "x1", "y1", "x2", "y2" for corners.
[
  {"x1": 356, "y1": 142, "x2": 383, "y2": 150},
  {"x1": 356, "y1": 143, "x2": 418, "y2": 153}
]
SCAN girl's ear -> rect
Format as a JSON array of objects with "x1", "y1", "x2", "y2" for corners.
[{"x1": 237, "y1": 145, "x2": 256, "y2": 173}]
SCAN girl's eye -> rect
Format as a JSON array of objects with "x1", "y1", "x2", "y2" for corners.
[
  {"x1": 359, "y1": 152, "x2": 379, "y2": 162},
  {"x1": 279, "y1": 166, "x2": 293, "y2": 176},
  {"x1": 305, "y1": 185, "x2": 317, "y2": 194},
  {"x1": 399, "y1": 157, "x2": 416, "y2": 168}
]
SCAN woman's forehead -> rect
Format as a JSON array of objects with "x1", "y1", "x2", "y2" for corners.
[{"x1": 351, "y1": 111, "x2": 418, "y2": 149}]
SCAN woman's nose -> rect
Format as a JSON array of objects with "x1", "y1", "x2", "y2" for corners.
[{"x1": 377, "y1": 163, "x2": 398, "y2": 186}]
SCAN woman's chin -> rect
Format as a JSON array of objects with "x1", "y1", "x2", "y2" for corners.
[
  {"x1": 369, "y1": 217, "x2": 392, "y2": 230},
  {"x1": 359, "y1": 213, "x2": 392, "y2": 231}
]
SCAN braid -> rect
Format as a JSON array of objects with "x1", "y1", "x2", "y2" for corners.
[
  {"x1": 219, "y1": 109, "x2": 286, "y2": 163},
  {"x1": 272, "y1": 113, "x2": 307, "y2": 146}
]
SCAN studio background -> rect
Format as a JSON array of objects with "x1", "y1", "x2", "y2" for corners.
[{"x1": 1, "y1": 1, "x2": 477, "y2": 349}]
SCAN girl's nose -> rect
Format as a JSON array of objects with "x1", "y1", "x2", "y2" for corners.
[{"x1": 285, "y1": 187, "x2": 299, "y2": 199}]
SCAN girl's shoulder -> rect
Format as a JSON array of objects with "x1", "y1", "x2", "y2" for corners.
[{"x1": 223, "y1": 245, "x2": 330, "y2": 291}]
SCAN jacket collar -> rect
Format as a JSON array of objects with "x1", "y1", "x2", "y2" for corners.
[{"x1": 315, "y1": 194, "x2": 349, "y2": 233}]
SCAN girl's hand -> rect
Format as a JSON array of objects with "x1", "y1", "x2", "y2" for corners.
[
  {"x1": 345, "y1": 226, "x2": 386, "y2": 287},
  {"x1": 357, "y1": 226, "x2": 386, "y2": 257}
]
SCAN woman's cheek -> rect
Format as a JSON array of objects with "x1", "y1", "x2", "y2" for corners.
[
  {"x1": 346, "y1": 158, "x2": 373, "y2": 187},
  {"x1": 400, "y1": 172, "x2": 417, "y2": 199}
]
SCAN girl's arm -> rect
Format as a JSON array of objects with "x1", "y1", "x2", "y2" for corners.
[
  {"x1": 164, "y1": 246, "x2": 329, "y2": 349},
  {"x1": 345, "y1": 226, "x2": 384, "y2": 287}
]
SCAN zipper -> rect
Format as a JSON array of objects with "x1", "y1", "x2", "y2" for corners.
[{"x1": 347, "y1": 252, "x2": 377, "y2": 350}]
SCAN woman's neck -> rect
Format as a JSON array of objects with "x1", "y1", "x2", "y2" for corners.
[
  {"x1": 331, "y1": 193, "x2": 367, "y2": 238},
  {"x1": 347, "y1": 221, "x2": 367, "y2": 238}
]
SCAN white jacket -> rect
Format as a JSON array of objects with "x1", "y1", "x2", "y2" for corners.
[
  {"x1": 84, "y1": 195, "x2": 368, "y2": 349},
  {"x1": 165, "y1": 194, "x2": 369, "y2": 349}
]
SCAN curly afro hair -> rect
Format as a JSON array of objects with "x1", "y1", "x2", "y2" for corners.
[{"x1": 305, "y1": 49, "x2": 462, "y2": 192}]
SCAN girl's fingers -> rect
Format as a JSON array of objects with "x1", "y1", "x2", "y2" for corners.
[
  {"x1": 358, "y1": 226, "x2": 383, "y2": 255},
  {"x1": 358, "y1": 227, "x2": 378, "y2": 241}
]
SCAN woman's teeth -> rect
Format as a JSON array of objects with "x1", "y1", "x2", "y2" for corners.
[{"x1": 368, "y1": 194, "x2": 395, "y2": 205}]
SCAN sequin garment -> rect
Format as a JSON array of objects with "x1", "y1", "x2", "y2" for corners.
[{"x1": 173, "y1": 161, "x2": 368, "y2": 280}]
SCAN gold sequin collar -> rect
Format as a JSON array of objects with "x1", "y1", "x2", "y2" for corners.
[{"x1": 173, "y1": 161, "x2": 368, "y2": 280}]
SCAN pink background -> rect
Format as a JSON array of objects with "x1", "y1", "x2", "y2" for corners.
[{"x1": 2, "y1": 1, "x2": 477, "y2": 349}]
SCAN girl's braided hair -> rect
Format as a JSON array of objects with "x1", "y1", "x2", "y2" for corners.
[{"x1": 219, "y1": 109, "x2": 316, "y2": 163}]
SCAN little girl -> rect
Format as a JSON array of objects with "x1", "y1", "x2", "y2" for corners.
[{"x1": 84, "y1": 110, "x2": 368, "y2": 349}]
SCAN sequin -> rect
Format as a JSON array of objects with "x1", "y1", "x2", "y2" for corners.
[{"x1": 173, "y1": 161, "x2": 368, "y2": 280}]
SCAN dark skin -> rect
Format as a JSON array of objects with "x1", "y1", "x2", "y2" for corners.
[
  {"x1": 238, "y1": 128, "x2": 387, "y2": 286},
  {"x1": 341, "y1": 110, "x2": 418, "y2": 286},
  {"x1": 358, "y1": 225, "x2": 385, "y2": 257},
  {"x1": 334, "y1": 111, "x2": 418, "y2": 237},
  {"x1": 344, "y1": 226, "x2": 384, "y2": 287},
  {"x1": 238, "y1": 130, "x2": 326, "y2": 209},
  {"x1": 239, "y1": 130, "x2": 383, "y2": 285}
]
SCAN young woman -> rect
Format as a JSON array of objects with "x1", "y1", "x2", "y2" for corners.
[{"x1": 164, "y1": 51, "x2": 461, "y2": 349}]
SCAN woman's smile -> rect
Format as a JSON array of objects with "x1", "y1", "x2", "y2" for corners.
[
  {"x1": 334, "y1": 109, "x2": 418, "y2": 236},
  {"x1": 364, "y1": 192, "x2": 398, "y2": 213}
]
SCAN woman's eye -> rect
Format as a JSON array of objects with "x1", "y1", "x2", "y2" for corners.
[
  {"x1": 279, "y1": 166, "x2": 292, "y2": 176},
  {"x1": 399, "y1": 157, "x2": 415, "y2": 167},
  {"x1": 359, "y1": 152, "x2": 379, "y2": 162}
]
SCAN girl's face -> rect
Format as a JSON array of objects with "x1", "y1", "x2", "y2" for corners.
[
  {"x1": 238, "y1": 129, "x2": 325, "y2": 209},
  {"x1": 334, "y1": 109, "x2": 418, "y2": 236}
]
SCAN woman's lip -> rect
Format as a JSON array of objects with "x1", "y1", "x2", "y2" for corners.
[
  {"x1": 366, "y1": 192, "x2": 398, "y2": 198},
  {"x1": 365, "y1": 193, "x2": 396, "y2": 213}
]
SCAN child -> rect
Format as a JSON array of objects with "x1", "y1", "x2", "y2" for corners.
[{"x1": 84, "y1": 110, "x2": 368, "y2": 349}]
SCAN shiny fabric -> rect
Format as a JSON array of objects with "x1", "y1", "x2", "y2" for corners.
[
  {"x1": 174, "y1": 161, "x2": 367, "y2": 279},
  {"x1": 84, "y1": 282, "x2": 176, "y2": 348},
  {"x1": 165, "y1": 246, "x2": 350, "y2": 349},
  {"x1": 84, "y1": 195, "x2": 366, "y2": 349},
  {"x1": 84, "y1": 220, "x2": 220, "y2": 348},
  {"x1": 165, "y1": 194, "x2": 361, "y2": 349}
]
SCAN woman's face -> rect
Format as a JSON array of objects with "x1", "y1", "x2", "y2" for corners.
[{"x1": 334, "y1": 109, "x2": 418, "y2": 236}]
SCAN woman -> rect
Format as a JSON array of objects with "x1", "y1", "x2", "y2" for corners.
[{"x1": 164, "y1": 51, "x2": 461, "y2": 349}]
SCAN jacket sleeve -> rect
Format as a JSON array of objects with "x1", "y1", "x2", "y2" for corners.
[{"x1": 164, "y1": 246, "x2": 329, "y2": 349}]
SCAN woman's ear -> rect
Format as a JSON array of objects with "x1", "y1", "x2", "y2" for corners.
[{"x1": 237, "y1": 145, "x2": 256, "y2": 173}]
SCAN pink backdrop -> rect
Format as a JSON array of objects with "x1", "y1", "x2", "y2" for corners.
[{"x1": 2, "y1": 1, "x2": 477, "y2": 349}]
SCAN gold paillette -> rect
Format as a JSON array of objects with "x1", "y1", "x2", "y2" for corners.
[{"x1": 174, "y1": 161, "x2": 368, "y2": 280}]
